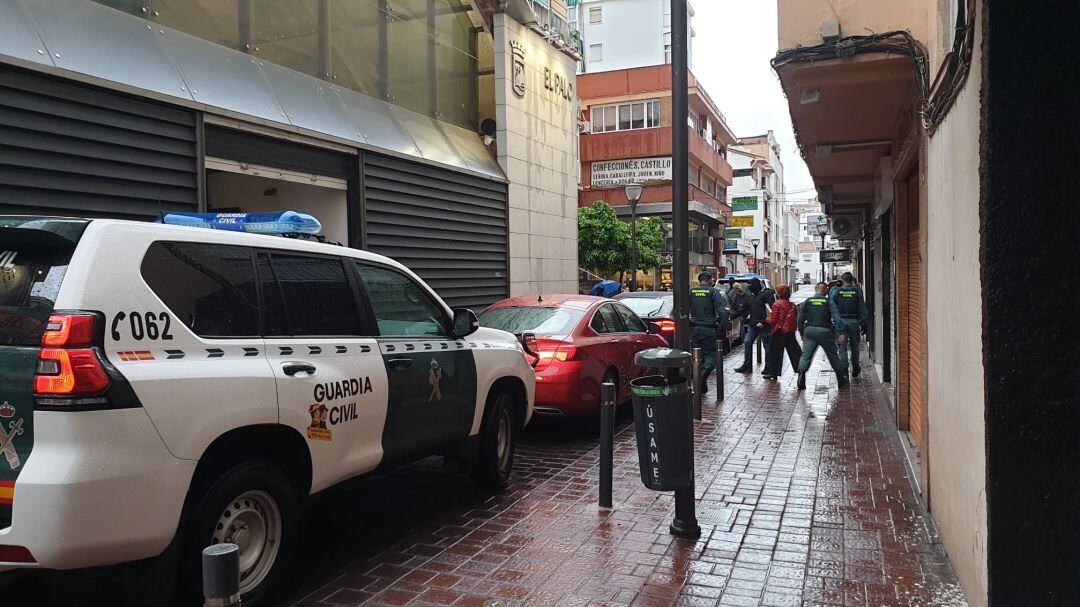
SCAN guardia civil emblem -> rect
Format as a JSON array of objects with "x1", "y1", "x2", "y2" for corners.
[
  {"x1": 429, "y1": 359, "x2": 444, "y2": 402},
  {"x1": 511, "y1": 40, "x2": 526, "y2": 98},
  {"x1": 0, "y1": 402, "x2": 24, "y2": 469},
  {"x1": 306, "y1": 403, "x2": 332, "y2": 442}
]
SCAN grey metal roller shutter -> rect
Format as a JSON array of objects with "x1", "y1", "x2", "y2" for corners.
[
  {"x1": 363, "y1": 153, "x2": 508, "y2": 309},
  {"x1": 0, "y1": 67, "x2": 197, "y2": 219}
]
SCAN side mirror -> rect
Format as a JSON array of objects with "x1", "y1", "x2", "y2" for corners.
[
  {"x1": 520, "y1": 332, "x2": 540, "y2": 368},
  {"x1": 451, "y1": 308, "x2": 479, "y2": 338},
  {"x1": 646, "y1": 322, "x2": 661, "y2": 335}
]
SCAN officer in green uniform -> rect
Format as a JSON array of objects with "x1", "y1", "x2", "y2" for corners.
[
  {"x1": 690, "y1": 271, "x2": 728, "y2": 393},
  {"x1": 829, "y1": 271, "x2": 868, "y2": 377},
  {"x1": 796, "y1": 281, "x2": 849, "y2": 390}
]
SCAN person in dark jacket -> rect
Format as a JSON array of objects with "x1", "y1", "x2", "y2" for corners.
[
  {"x1": 733, "y1": 278, "x2": 775, "y2": 373},
  {"x1": 763, "y1": 284, "x2": 801, "y2": 379},
  {"x1": 829, "y1": 271, "x2": 868, "y2": 377}
]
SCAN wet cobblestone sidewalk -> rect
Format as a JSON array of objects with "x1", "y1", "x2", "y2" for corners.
[{"x1": 287, "y1": 350, "x2": 965, "y2": 607}]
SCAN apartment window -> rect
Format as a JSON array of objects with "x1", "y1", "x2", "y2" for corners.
[
  {"x1": 688, "y1": 165, "x2": 699, "y2": 187},
  {"x1": 589, "y1": 6, "x2": 602, "y2": 24},
  {"x1": 590, "y1": 100, "x2": 662, "y2": 133},
  {"x1": 589, "y1": 43, "x2": 603, "y2": 63},
  {"x1": 664, "y1": 32, "x2": 672, "y2": 64}
]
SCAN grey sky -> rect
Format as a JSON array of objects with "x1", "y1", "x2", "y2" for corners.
[{"x1": 690, "y1": 0, "x2": 817, "y2": 201}]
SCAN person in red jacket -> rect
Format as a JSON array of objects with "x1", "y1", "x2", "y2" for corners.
[{"x1": 763, "y1": 284, "x2": 802, "y2": 380}]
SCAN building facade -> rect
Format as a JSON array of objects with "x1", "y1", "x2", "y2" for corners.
[
  {"x1": 576, "y1": 64, "x2": 734, "y2": 289},
  {"x1": 571, "y1": 0, "x2": 693, "y2": 73},
  {"x1": 724, "y1": 132, "x2": 789, "y2": 284},
  {"x1": 775, "y1": 1, "x2": 1080, "y2": 604},
  {"x1": 0, "y1": 0, "x2": 581, "y2": 307}
]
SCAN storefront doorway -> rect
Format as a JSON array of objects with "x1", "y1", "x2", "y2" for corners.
[{"x1": 205, "y1": 159, "x2": 349, "y2": 244}]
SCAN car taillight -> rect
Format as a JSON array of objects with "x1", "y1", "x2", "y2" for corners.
[
  {"x1": 41, "y1": 313, "x2": 95, "y2": 347},
  {"x1": 534, "y1": 339, "x2": 579, "y2": 369},
  {"x1": 35, "y1": 348, "x2": 110, "y2": 394},
  {"x1": 33, "y1": 312, "x2": 121, "y2": 408},
  {"x1": 657, "y1": 319, "x2": 676, "y2": 333},
  {"x1": 0, "y1": 544, "x2": 35, "y2": 563}
]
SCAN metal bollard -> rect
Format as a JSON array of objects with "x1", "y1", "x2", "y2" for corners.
[
  {"x1": 202, "y1": 543, "x2": 241, "y2": 607},
  {"x1": 599, "y1": 381, "x2": 616, "y2": 509},
  {"x1": 716, "y1": 340, "x2": 725, "y2": 402},
  {"x1": 691, "y1": 347, "x2": 702, "y2": 421}
]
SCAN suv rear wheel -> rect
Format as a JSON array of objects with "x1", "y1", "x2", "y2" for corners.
[
  {"x1": 471, "y1": 390, "x2": 517, "y2": 490},
  {"x1": 185, "y1": 461, "x2": 299, "y2": 605}
]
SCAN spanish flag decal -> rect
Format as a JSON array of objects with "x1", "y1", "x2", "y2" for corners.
[{"x1": 0, "y1": 480, "x2": 14, "y2": 505}]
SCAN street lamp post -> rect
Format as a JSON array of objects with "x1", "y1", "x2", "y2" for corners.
[
  {"x1": 625, "y1": 183, "x2": 643, "y2": 292},
  {"x1": 816, "y1": 220, "x2": 829, "y2": 283},
  {"x1": 750, "y1": 238, "x2": 760, "y2": 276}
]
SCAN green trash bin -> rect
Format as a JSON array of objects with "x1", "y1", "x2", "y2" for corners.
[{"x1": 631, "y1": 348, "x2": 693, "y2": 491}]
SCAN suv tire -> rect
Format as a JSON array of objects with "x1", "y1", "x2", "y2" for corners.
[
  {"x1": 184, "y1": 461, "x2": 299, "y2": 606},
  {"x1": 471, "y1": 390, "x2": 517, "y2": 491}
]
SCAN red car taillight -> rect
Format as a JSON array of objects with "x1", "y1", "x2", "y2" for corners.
[
  {"x1": 656, "y1": 319, "x2": 676, "y2": 333},
  {"x1": 533, "y1": 339, "x2": 579, "y2": 370},
  {"x1": 34, "y1": 313, "x2": 117, "y2": 406}
]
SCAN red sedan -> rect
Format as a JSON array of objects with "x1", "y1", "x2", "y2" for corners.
[{"x1": 479, "y1": 295, "x2": 668, "y2": 418}]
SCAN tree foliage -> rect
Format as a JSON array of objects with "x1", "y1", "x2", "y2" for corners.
[{"x1": 578, "y1": 201, "x2": 665, "y2": 277}]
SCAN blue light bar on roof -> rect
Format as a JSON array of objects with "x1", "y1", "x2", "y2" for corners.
[{"x1": 162, "y1": 211, "x2": 322, "y2": 235}]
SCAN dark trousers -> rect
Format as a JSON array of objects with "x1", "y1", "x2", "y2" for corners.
[
  {"x1": 742, "y1": 323, "x2": 771, "y2": 368},
  {"x1": 765, "y1": 331, "x2": 802, "y2": 376}
]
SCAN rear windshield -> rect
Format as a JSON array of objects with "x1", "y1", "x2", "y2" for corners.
[
  {"x1": 479, "y1": 306, "x2": 585, "y2": 336},
  {"x1": 619, "y1": 297, "x2": 670, "y2": 318},
  {"x1": 0, "y1": 244, "x2": 73, "y2": 345}
]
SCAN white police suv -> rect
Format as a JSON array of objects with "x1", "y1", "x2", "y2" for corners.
[{"x1": 0, "y1": 213, "x2": 534, "y2": 603}]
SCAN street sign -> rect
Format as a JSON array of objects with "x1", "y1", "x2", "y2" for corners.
[
  {"x1": 731, "y1": 196, "x2": 758, "y2": 211},
  {"x1": 723, "y1": 239, "x2": 739, "y2": 252},
  {"x1": 723, "y1": 228, "x2": 742, "y2": 239},
  {"x1": 746, "y1": 258, "x2": 756, "y2": 268},
  {"x1": 731, "y1": 216, "x2": 754, "y2": 228},
  {"x1": 820, "y1": 249, "x2": 852, "y2": 263}
]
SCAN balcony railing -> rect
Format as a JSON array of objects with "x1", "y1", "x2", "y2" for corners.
[{"x1": 524, "y1": 0, "x2": 583, "y2": 58}]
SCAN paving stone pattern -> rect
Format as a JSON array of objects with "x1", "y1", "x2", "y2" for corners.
[{"x1": 284, "y1": 348, "x2": 965, "y2": 607}]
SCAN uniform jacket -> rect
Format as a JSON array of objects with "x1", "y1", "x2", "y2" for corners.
[
  {"x1": 797, "y1": 295, "x2": 844, "y2": 333},
  {"x1": 766, "y1": 299, "x2": 798, "y2": 335},
  {"x1": 828, "y1": 284, "x2": 868, "y2": 324},
  {"x1": 690, "y1": 284, "x2": 729, "y2": 328}
]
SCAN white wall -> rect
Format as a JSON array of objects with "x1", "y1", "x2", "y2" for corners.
[
  {"x1": 925, "y1": 5, "x2": 987, "y2": 606},
  {"x1": 206, "y1": 172, "x2": 349, "y2": 244},
  {"x1": 578, "y1": 0, "x2": 693, "y2": 73},
  {"x1": 495, "y1": 14, "x2": 580, "y2": 296}
]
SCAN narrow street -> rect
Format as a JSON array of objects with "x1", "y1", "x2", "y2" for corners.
[{"x1": 276, "y1": 316, "x2": 965, "y2": 607}]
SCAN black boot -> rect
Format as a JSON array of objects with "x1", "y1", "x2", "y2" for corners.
[
  {"x1": 837, "y1": 370, "x2": 850, "y2": 388},
  {"x1": 733, "y1": 365, "x2": 751, "y2": 373},
  {"x1": 700, "y1": 369, "x2": 713, "y2": 393},
  {"x1": 797, "y1": 371, "x2": 806, "y2": 391},
  {"x1": 852, "y1": 365, "x2": 861, "y2": 378}
]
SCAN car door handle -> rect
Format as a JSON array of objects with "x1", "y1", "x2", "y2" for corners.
[
  {"x1": 387, "y1": 357, "x2": 413, "y2": 371},
  {"x1": 282, "y1": 362, "x2": 317, "y2": 377}
]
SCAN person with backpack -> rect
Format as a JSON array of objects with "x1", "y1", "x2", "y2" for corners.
[{"x1": 762, "y1": 284, "x2": 801, "y2": 380}]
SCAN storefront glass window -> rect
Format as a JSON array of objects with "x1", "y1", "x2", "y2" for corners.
[
  {"x1": 91, "y1": 0, "x2": 480, "y2": 130},
  {"x1": 330, "y1": 0, "x2": 383, "y2": 98},
  {"x1": 251, "y1": 0, "x2": 320, "y2": 75}
]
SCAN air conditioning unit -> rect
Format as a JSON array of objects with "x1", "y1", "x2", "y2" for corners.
[
  {"x1": 577, "y1": 122, "x2": 592, "y2": 134},
  {"x1": 829, "y1": 212, "x2": 863, "y2": 240}
]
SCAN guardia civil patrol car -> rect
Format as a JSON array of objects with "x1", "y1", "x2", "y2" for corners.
[{"x1": 0, "y1": 213, "x2": 534, "y2": 603}]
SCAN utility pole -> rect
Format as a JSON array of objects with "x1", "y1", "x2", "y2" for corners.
[{"x1": 669, "y1": 0, "x2": 700, "y2": 540}]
